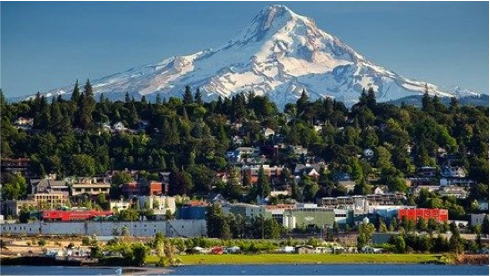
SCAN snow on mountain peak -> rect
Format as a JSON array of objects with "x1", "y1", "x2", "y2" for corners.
[{"x1": 24, "y1": 5, "x2": 480, "y2": 107}]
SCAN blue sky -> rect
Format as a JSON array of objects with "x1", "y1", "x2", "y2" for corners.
[{"x1": 1, "y1": 1, "x2": 488, "y2": 97}]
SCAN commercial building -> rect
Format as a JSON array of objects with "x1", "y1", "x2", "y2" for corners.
[
  {"x1": 398, "y1": 208, "x2": 448, "y2": 222},
  {"x1": 222, "y1": 203, "x2": 269, "y2": 221},
  {"x1": 283, "y1": 207, "x2": 335, "y2": 229}
]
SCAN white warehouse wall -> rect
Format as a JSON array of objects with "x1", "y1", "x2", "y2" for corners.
[{"x1": 0, "y1": 220, "x2": 206, "y2": 237}]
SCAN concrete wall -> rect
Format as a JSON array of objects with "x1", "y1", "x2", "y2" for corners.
[{"x1": 0, "y1": 219, "x2": 206, "y2": 237}]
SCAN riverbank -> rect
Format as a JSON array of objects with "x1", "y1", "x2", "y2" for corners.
[{"x1": 146, "y1": 253, "x2": 454, "y2": 265}]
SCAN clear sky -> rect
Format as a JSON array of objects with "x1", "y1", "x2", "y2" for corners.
[{"x1": 1, "y1": 1, "x2": 488, "y2": 98}]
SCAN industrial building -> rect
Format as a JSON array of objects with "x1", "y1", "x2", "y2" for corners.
[{"x1": 398, "y1": 208, "x2": 448, "y2": 222}]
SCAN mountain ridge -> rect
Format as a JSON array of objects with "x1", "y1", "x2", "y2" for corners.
[{"x1": 14, "y1": 4, "x2": 481, "y2": 107}]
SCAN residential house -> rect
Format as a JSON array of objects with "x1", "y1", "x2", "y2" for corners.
[
  {"x1": 373, "y1": 186, "x2": 387, "y2": 195},
  {"x1": 1, "y1": 158, "x2": 33, "y2": 181},
  {"x1": 122, "y1": 181, "x2": 140, "y2": 198},
  {"x1": 363, "y1": 148, "x2": 374, "y2": 158},
  {"x1": 263, "y1": 128, "x2": 275, "y2": 138},
  {"x1": 139, "y1": 180, "x2": 163, "y2": 196},
  {"x1": 68, "y1": 177, "x2": 111, "y2": 196},
  {"x1": 338, "y1": 180, "x2": 356, "y2": 193},
  {"x1": 241, "y1": 164, "x2": 283, "y2": 185},
  {"x1": 206, "y1": 193, "x2": 228, "y2": 205},
  {"x1": 417, "y1": 166, "x2": 437, "y2": 177},
  {"x1": 440, "y1": 166, "x2": 466, "y2": 178},
  {"x1": 113, "y1": 122, "x2": 126, "y2": 132},
  {"x1": 411, "y1": 185, "x2": 440, "y2": 195},
  {"x1": 313, "y1": 125, "x2": 323, "y2": 133},
  {"x1": 232, "y1": 136, "x2": 244, "y2": 146},
  {"x1": 437, "y1": 186, "x2": 468, "y2": 199},
  {"x1": 101, "y1": 123, "x2": 112, "y2": 132},
  {"x1": 30, "y1": 177, "x2": 69, "y2": 196},
  {"x1": 291, "y1": 145, "x2": 308, "y2": 156},
  {"x1": 13, "y1": 117, "x2": 34, "y2": 130},
  {"x1": 367, "y1": 193, "x2": 406, "y2": 205},
  {"x1": 14, "y1": 117, "x2": 34, "y2": 126},
  {"x1": 232, "y1": 147, "x2": 261, "y2": 163}
]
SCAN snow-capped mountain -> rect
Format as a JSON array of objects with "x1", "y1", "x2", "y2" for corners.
[{"x1": 26, "y1": 5, "x2": 480, "y2": 106}]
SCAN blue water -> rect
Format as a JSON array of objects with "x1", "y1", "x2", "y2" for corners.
[
  {"x1": 1, "y1": 264, "x2": 488, "y2": 275},
  {"x1": 171, "y1": 264, "x2": 489, "y2": 275}
]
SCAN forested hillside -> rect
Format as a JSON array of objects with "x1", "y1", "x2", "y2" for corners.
[{"x1": 0, "y1": 81, "x2": 488, "y2": 205}]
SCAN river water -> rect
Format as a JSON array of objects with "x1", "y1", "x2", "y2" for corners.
[{"x1": 1, "y1": 264, "x2": 488, "y2": 275}]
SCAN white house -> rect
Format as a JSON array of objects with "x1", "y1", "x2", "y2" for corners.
[
  {"x1": 263, "y1": 128, "x2": 275, "y2": 137},
  {"x1": 113, "y1": 122, "x2": 126, "y2": 131}
]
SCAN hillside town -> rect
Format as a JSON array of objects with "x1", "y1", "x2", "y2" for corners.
[{"x1": 0, "y1": 86, "x2": 489, "y2": 264}]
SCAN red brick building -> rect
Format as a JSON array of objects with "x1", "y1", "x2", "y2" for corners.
[{"x1": 398, "y1": 208, "x2": 448, "y2": 222}]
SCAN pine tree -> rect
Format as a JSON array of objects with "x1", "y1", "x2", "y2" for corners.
[
  {"x1": 194, "y1": 88, "x2": 203, "y2": 105},
  {"x1": 296, "y1": 89, "x2": 309, "y2": 114},
  {"x1": 84, "y1": 79, "x2": 94, "y2": 97},
  {"x1": 449, "y1": 97, "x2": 459, "y2": 113},
  {"x1": 366, "y1": 87, "x2": 377, "y2": 111},
  {"x1": 99, "y1": 93, "x2": 105, "y2": 103},
  {"x1": 50, "y1": 102, "x2": 63, "y2": 133},
  {"x1": 71, "y1": 79, "x2": 80, "y2": 103},
  {"x1": 78, "y1": 79, "x2": 95, "y2": 129},
  {"x1": 421, "y1": 85, "x2": 434, "y2": 113},
  {"x1": 256, "y1": 166, "x2": 271, "y2": 200},
  {"x1": 0, "y1": 89, "x2": 6, "y2": 110},
  {"x1": 183, "y1": 85, "x2": 193, "y2": 105}
]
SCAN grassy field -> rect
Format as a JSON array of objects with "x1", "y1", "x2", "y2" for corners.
[{"x1": 146, "y1": 253, "x2": 442, "y2": 265}]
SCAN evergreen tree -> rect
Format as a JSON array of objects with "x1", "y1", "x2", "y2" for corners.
[
  {"x1": 296, "y1": 89, "x2": 309, "y2": 114},
  {"x1": 71, "y1": 79, "x2": 80, "y2": 103},
  {"x1": 183, "y1": 85, "x2": 194, "y2": 105},
  {"x1": 416, "y1": 217, "x2": 428, "y2": 232},
  {"x1": 421, "y1": 86, "x2": 435, "y2": 113},
  {"x1": 366, "y1": 87, "x2": 377, "y2": 111},
  {"x1": 449, "y1": 97, "x2": 459, "y2": 113},
  {"x1": 290, "y1": 178, "x2": 301, "y2": 202},
  {"x1": 256, "y1": 166, "x2": 271, "y2": 200},
  {"x1": 84, "y1": 79, "x2": 94, "y2": 97},
  {"x1": 0, "y1": 89, "x2": 6, "y2": 111},
  {"x1": 194, "y1": 88, "x2": 203, "y2": 105},
  {"x1": 50, "y1": 102, "x2": 63, "y2": 133}
]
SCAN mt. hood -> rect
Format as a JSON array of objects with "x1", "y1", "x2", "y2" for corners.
[{"x1": 36, "y1": 5, "x2": 479, "y2": 106}]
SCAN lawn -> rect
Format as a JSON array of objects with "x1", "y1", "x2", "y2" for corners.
[{"x1": 146, "y1": 253, "x2": 441, "y2": 265}]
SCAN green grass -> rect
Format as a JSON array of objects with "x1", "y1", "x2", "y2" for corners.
[{"x1": 146, "y1": 254, "x2": 441, "y2": 265}]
